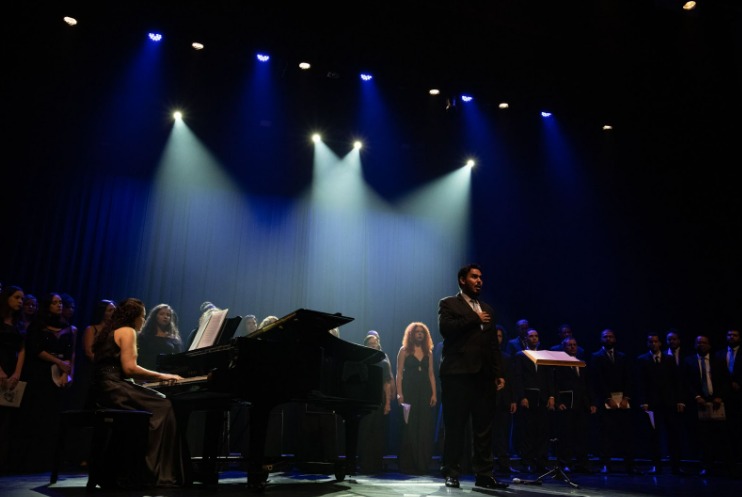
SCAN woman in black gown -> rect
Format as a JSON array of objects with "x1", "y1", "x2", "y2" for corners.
[
  {"x1": 396, "y1": 322, "x2": 437, "y2": 474},
  {"x1": 21, "y1": 292, "x2": 76, "y2": 472},
  {"x1": 136, "y1": 303, "x2": 183, "y2": 371},
  {"x1": 91, "y1": 297, "x2": 185, "y2": 487}
]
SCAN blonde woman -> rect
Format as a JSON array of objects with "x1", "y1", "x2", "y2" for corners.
[{"x1": 396, "y1": 321, "x2": 437, "y2": 474}]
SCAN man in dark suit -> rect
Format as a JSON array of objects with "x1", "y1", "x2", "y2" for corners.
[
  {"x1": 549, "y1": 324, "x2": 586, "y2": 360},
  {"x1": 634, "y1": 333, "x2": 685, "y2": 474},
  {"x1": 590, "y1": 328, "x2": 639, "y2": 474},
  {"x1": 715, "y1": 329, "x2": 741, "y2": 472},
  {"x1": 553, "y1": 337, "x2": 596, "y2": 473},
  {"x1": 683, "y1": 335, "x2": 729, "y2": 476},
  {"x1": 438, "y1": 263, "x2": 507, "y2": 489},
  {"x1": 512, "y1": 329, "x2": 555, "y2": 473},
  {"x1": 504, "y1": 319, "x2": 529, "y2": 356}
]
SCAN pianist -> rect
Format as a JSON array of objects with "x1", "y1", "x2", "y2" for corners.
[{"x1": 91, "y1": 297, "x2": 186, "y2": 488}]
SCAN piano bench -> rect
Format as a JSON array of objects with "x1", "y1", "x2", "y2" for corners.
[
  {"x1": 50, "y1": 410, "x2": 97, "y2": 484},
  {"x1": 86, "y1": 409, "x2": 153, "y2": 490}
]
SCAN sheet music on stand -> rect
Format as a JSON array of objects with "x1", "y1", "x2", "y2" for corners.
[{"x1": 189, "y1": 307, "x2": 229, "y2": 350}]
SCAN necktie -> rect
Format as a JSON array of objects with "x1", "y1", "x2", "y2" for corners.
[
  {"x1": 471, "y1": 299, "x2": 482, "y2": 313},
  {"x1": 607, "y1": 350, "x2": 614, "y2": 363},
  {"x1": 700, "y1": 356, "x2": 710, "y2": 398},
  {"x1": 729, "y1": 348, "x2": 736, "y2": 374},
  {"x1": 654, "y1": 355, "x2": 660, "y2": 364}
]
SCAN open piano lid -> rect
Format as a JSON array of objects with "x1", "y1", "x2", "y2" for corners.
[{"x1": 246, "y1": 308, "x2": 353, "y2": 339}]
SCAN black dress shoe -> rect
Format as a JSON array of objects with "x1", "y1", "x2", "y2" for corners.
[
  {"x1": 474, "y1": 475, "x2": 509, "y2": 489},
  {"x1": 445, "y1": 477, "x2": 460, "y2": 488}
]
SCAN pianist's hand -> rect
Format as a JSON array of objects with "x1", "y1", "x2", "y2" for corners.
[{"x1": 157, "y1": 373, "x2": 184, "y2": 384}]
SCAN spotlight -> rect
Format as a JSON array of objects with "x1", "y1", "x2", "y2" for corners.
[
  {"x1": 498, "y1": 102, "x2": 509, "y2": 109},
  {"x1": 148, "y1": 33, "x2": 163, "y2": 42},
  {"x1": 173, "y1": 111, "x2": 183, "y2": 120},
  {"x1": 192, "y1": 42, "x2": 204, "y2": 50},
  {"x1": 429, "y1": 89, "x2": 440, "y2": 95},
  {"x1": 353, "y1": 141, "x2": 363, "y2": 150},
  {"x1": 466, "y1": 159, "x2": 476, "y2": 168},
  {"x1": 311, "y1": 133, "x2": 321, "y2": 143},
  {"x1": 541, "y1": 111, "x2": 552, "y2": 117},
  {"x1": 360, "y1": 73, "x2": 373, "y2": 81},
  {"x1": 461, "y1": 95, "x2": 473, "y2": 103},
  {"x1": 602, "y1": 124, "x2": 613, "y2": 131},
  {"x1": 256, "y1": 53, "x2": 270, "y2": 62},
  {"x1": 299, "y1": 62, "x2": 311, "y2": 70},
  {"x1": 682, "y1": 1, "x2": 696, "y2": 10},
  {"x1": 62, "y1": 16, "x2": 77, "y2": 26}
]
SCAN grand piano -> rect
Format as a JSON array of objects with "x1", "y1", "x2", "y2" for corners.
[{"x1": 146, "y1": 309, "x2": 385, "y2": 490}]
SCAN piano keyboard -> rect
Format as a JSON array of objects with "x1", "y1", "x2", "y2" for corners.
[{"x1": 142, "y1": 374, "x2": 208, "y2": 389}]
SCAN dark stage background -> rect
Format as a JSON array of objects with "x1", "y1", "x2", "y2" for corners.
[{"x1": 3, "y1": 1, "x2": 741, "y2": 367}]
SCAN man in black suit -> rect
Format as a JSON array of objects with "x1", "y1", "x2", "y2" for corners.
[
  {"x1": 634, "y1": 333, "x2": 685, "y2": 474},
  {"x1": 553, "y1": 337, "x2": 596, "y2": 473},
  {"x1": 512, "y1": 329, "x2": 555, "y2": 473},
  {"x1": 683, "y1": 335, "x2": 728, "y2": 476},
  {"x1": 504, "y1": 319, "x2": 529, "y2": 356},
  {"x1": 438, "y1": 263, "x2": 507, "y2": 489},
  {"x1": 715, "y1": 329, "x2": 741, "y2": 472},
  {"x1": 492, "y1": 325, "x2": 518, "y2": 474},
  {"x1": 590, "y1": 328, "x2": 639, "y2": 474}
]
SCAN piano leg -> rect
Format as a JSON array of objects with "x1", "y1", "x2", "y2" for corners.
[
  {"x1": 336, "y1": 410, "x2": 363, "y2": 481},
  {"x1": 246, "y1": 404, "x2": 271, "y2": 491}
]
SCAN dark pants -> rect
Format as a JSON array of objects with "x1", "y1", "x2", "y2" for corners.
[{"x1": 440, "y1": 372, "x2": 496, "y2": 478}]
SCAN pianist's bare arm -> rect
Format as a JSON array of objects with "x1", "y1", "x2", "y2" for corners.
[{"x1": 115, "y1": 326, "x2": 183, "y2": 383}]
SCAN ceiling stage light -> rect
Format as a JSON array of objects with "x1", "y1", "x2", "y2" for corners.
[
  {"x1": 498, "y1": 102, "x2": 509, "y2": 109},
  {"x1": 148, "y1": 33, "x2": 162, "y2": 42},
  {"x1": 353, "y1": 141, "x2": 363, "y2": 150},
  {"x1": 192, "y1": 42, "x2": 204, "y2": 50},
  {"x1": 63, "y1": 17, "x2": 77, "y2": 26},
  {"x1": 541, "y1": 111, "x2": 552, "y2": 117},
  {"x1": 173, "y1": 111, "x2": 183, "y2": 120},
  {"x1": 360, "y1": 73, "x2": 372, "y2": 81},
  {"x1": 256, "y1": 53, "x2": 270, "y2": 62},
  {"x1": 429, "y1": 89, "x2": 440, "y2": 95},
  {"x1": 461, "y1": 95, "x2": 473, "y2": 103},
  {"x1": 299, "y1": 62, "x2": 311, "y2": 70},
  {"x1": 311, "y1": 133, "x2": 321, "y2": 143}
]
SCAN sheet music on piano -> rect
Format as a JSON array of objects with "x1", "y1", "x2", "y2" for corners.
[{"x1": 189, "y1": 308, "x2": 229, "y2": 350}]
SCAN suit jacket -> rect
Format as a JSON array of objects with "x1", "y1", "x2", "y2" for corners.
[
  {"x1": 504, "y1": 336, "x2": 527, "y2": 356},
  {"x1": 634, "y1": 351, "x2": 682, "y2": 409},
  {"x1": 714, "y1": 346, "x2": 742, "y2": 392},
  {"x1": 590, "y1": 348, "x2": 633, "y2": 404},
  {"x1": 682, "y1": 353, "x2": 728, "y2": 403},
  {"x1": 512, "y1": 350, "x2": 555, "y2": 406},
  {"x1": 438, "y1": 292, "x2": 502, "y2": 380},
  {"x1": 554, "y1": 361, "x2": 594, "y2": 410}
]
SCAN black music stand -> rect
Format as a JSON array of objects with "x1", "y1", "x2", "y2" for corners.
[
  {"x1": 535, "y1": 437, "x2": 579, "y2": 488},
  {"x1": 513, "y1": 350, "x2": 584, "y2": 489}
]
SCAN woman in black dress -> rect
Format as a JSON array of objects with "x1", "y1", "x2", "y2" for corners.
[
  {"x1": 91, "y1": 298, "x2": 185, "y2": 487},
  {"x1": 0, "y1": 285, "x2": 26, "y2": 473},
  {"x1": 21, "y1": 292, "x2": 76, "y2": 472},
  {"x1": 136, "y1": 303, "x2": 183, "y2": 371},
  {"x1": 396, "y1": 322, "x2": 437, "y2": 474}
]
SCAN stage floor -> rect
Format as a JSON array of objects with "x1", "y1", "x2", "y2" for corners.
[{"x1": 1, "y1": 467, "x2": 738, "y2": 497}]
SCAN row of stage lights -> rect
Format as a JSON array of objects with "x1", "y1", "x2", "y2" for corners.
[
  {"x1": 173, "y1": 111, "x2": 478, "y2": 169},
  {"x1": 59, "y1": 7, "x2": 699, "y2": 132}
]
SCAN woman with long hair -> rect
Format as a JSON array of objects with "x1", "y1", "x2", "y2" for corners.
[
  {"x1": 136, "y1": 304, "x2": 183, "y2": 371},
  {"x1": 396, "y1": 321, "x2": 437, "y2": 474},
  {"x1": 0, "y1": 285, "x2": 25, "y2": 473},
  {"x1": 91, "y1": 297, "x2": 185, "y2": 487}
]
